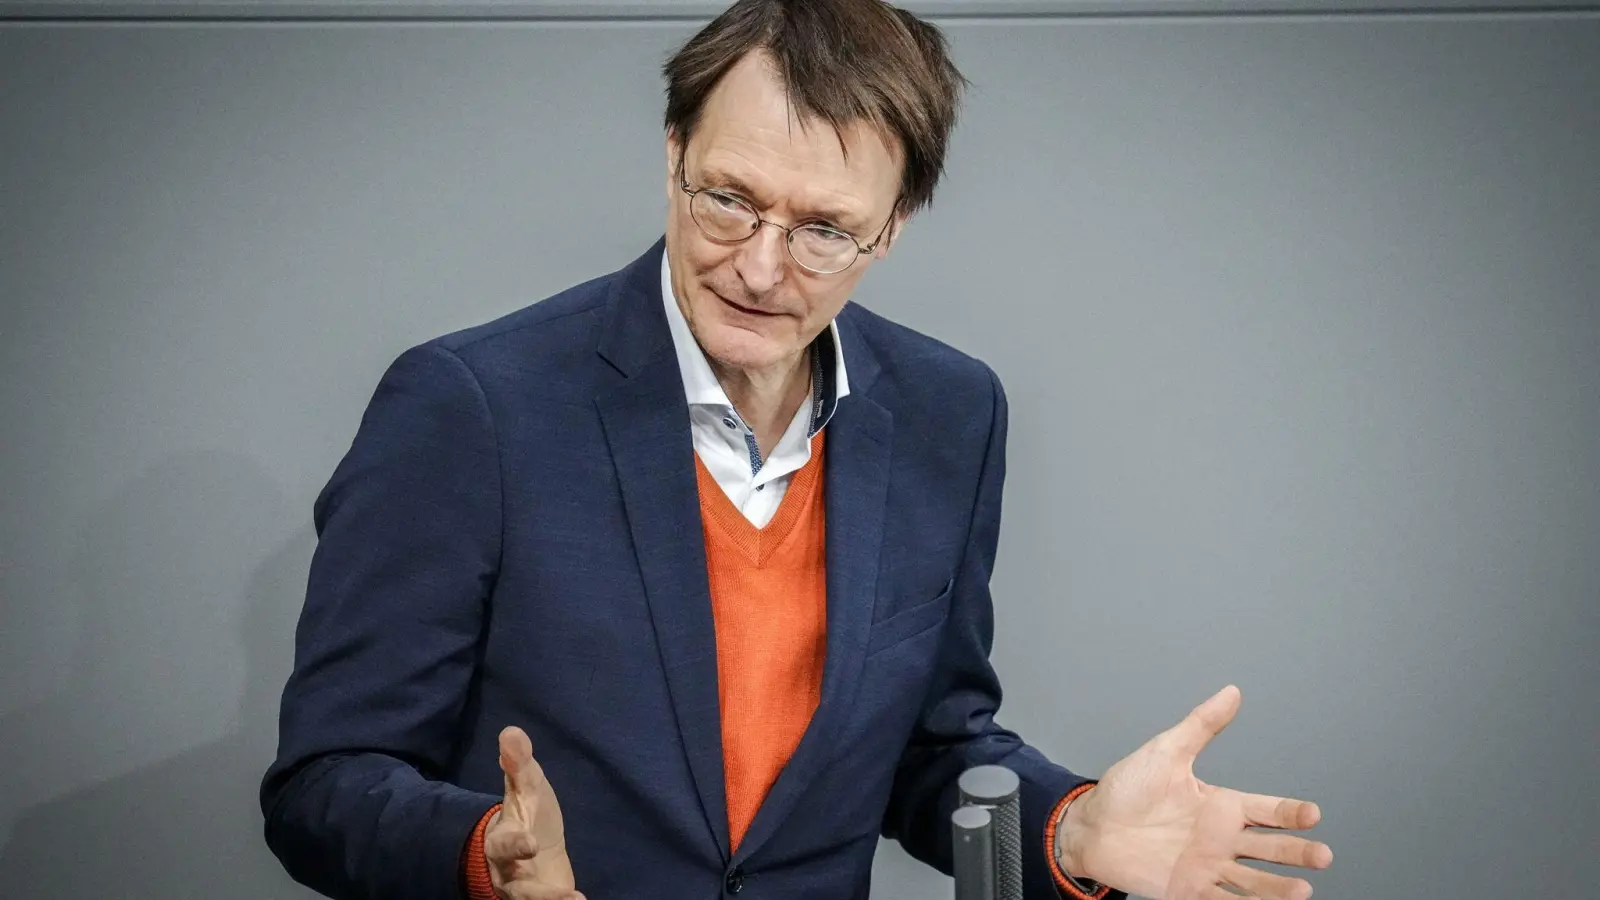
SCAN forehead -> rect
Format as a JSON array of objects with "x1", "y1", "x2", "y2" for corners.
[{"x1": 689, "y1": 52, "x2": 901, "y2": 225}]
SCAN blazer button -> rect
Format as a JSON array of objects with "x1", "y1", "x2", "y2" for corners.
[{"x1": 725, "y1": 865, "x2": 744, "y2": 894}]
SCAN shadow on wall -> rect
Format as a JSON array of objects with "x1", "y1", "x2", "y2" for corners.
[{"x1": 0, "y1": 450, "x2": 320, "y2": 899}]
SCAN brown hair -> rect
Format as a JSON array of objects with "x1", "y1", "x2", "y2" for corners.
[{"x1": 662, "y1": 0, "x2": 968, "y2": 216}]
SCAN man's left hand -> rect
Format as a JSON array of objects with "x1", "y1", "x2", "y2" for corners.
[{"x1": 1056, "y1": 685, "x2": 1333, "y2": 900}]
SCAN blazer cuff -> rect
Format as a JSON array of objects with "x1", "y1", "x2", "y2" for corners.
[
  {"x1": 1045, "y1": 782, "x2": 1111, "y2": 900},
  {"x1": 461, "y1": 802, "x2": 502, "y2": 900}
]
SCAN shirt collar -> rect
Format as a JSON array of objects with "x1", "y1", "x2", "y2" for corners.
[{"x1": 661, "y1": 250, "x2": 850, "y2": 437}]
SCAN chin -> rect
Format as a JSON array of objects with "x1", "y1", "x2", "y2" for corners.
[{"x1": 697, "y1": 322, "x2": 790, "y2": 372}]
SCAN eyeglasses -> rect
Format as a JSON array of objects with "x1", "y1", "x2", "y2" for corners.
[{"x1": 678, "y1": 166, "x2": 896, "y2": 276}]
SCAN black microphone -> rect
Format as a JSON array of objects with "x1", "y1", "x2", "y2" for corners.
[
  {"x1": 951, "y1": 805, "x2": 995, "y2": 900},
  {"x1": 955, "y1": 765, "x2": 1023, "y2": 900}
]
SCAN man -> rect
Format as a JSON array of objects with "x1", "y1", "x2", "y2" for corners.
[{"x1": 261, "y1": 2, "x2": 1333, "y2": 899}]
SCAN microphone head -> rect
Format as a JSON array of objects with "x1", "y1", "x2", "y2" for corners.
[
  {"x1": 957, "y1": 764, "x2": 1020, "y2": 806},
  {"x1": 951, "y1": 804, "x2": 993, "y2": 831}
]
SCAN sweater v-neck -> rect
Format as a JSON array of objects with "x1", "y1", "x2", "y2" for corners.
[{"x1": 693, "y1": 432, "x2": 825, "y2": 565}]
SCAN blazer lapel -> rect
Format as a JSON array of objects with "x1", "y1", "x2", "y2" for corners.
[
  {"x1": 732, "y1": 313, "x2": 892, "y2": 862},
  {"x1": 595, "y1": 240, "x2": 731, "y2": 860}
]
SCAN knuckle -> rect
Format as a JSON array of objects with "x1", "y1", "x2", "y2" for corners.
[{"x1": 487, "y1": 828, "x2": 536, "y2": 862}]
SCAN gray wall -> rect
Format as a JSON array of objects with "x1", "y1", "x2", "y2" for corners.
[{"x1": 2, "y1": 3, "x2": 1597, "y2": 899}]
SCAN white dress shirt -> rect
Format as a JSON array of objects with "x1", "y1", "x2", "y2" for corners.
[{"x1": 662, "y1": 253, "x2": 850, "y2": 527}]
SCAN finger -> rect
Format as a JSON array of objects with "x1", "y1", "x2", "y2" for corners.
[
  {"x1": 1199, "y1": 885, "x2": 1250, "y2": 900},
  {"x1": 1159, "y1": 684, "x2": 1242, "y2": 759},
  {"x1": 498, "y1": 726, "x2": 545, "y2": 824},
  {"x1": 1224, "y1": 861, "x2": 1314, "y2": 900},
  {"x1": 1239, "y1": 829, "x2": 1333, "y2": 869},
  {"x1": 499, "y1": 883, "x2": 586, "y2": 900},
  {"x1": 1242, "y1": 793, "x2": 1322, "y2": 831},
  {"x1": 484, "y1": 821, "x2": 538, "y2": 866}
]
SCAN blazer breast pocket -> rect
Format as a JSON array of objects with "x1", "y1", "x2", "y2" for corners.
[{"x1": 864, "y1": 579, "x2": 953, "y2": 658}]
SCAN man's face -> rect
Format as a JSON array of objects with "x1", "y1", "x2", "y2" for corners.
[{"x1": 665, "y1": 51, "x2": 904, "y2": 375}]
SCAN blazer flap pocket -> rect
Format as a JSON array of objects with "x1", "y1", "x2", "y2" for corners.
[{"x1": 865, "y1": 580, "x2": 953, "y2": 657}]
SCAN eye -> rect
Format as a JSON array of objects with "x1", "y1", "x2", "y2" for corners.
[
  {"x1": 707, "y1": 190, "x2": 750, "y2": 214},
  {"x1": 796, "y1": 224, "x2": 854, "y2": 248}
]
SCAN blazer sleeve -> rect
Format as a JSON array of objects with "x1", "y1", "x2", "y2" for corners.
[
  {"x1": 879, "y1": 364, "x2": 1128, "y2": 900},
  {"x1": 259, "y1": 342, "x2": 503, "y2": 900}
]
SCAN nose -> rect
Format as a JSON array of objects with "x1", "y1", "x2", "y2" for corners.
[{"x1": 732, "y1": 222, "x2": 787, "y2": 296}]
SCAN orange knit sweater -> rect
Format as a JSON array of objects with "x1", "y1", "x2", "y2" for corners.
[{"x1": 696, "y1": 432, "x2": 828, "y2": 851}]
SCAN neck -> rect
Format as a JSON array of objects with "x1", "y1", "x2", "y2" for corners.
[{"x1": 712, "y1": 349, "x2": 812, "y2": 459}]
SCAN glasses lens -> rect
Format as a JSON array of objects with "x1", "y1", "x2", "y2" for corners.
[
  {"x1": 789, "y1": 225, "x2": 860, "y2": 275},
  {"x1": 690, "y1": 190, "x2": 758, "y2": 241}
]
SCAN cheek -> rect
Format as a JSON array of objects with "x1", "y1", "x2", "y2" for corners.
[
  {"x1": 670, "y1": 203, "x2": 728, "y2": 272},
  {"x1": 684, "y1": 233, "x2": 736, "y2": 278},
  {"x1": 800, "y1": 278, "x2": 856, "y2": 322}
]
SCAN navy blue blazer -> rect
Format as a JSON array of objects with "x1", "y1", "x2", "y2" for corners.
[{"x1": 261, "y1": 238, "x2": 1102, "y2": 899}]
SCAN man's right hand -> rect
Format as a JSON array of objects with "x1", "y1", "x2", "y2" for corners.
[{"x1": 485, "y1": 726, "x2": 583, "y2": 900}]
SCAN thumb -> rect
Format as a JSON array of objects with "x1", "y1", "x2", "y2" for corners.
[
  {"x1": 1160, "y1": 684, "x2": 1242, "y2": 759},
  {"x1": 498, "y1": 725, "x2": 544, "y2": 825}
]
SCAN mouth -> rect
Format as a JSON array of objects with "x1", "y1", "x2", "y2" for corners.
[{"x1": 710, "y1": 287, "x2": 780, "y2": 318}]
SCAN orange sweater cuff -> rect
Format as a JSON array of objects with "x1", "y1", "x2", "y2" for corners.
[
  {"x1": 1045, "y1": 782, "x2": 1111, "y2": 900},
  {"x1": 461, "y1": 802, "x2": 502, "y2": 900}
]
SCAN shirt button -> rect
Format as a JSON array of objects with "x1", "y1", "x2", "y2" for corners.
[
  {"x1": 722, "y1": 416, "x2": 738, "y2": 430},
  {"x1": 755, "y1": 484, "x2": 765, "y2": 492},
  {"x1": 725, "y1": 865, "x2": 744, "y2": 894}
]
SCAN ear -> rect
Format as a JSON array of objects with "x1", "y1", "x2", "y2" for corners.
[
  {"x1": 664, "y1": 129, "x2": 682, "y2": 202},
  {"x1": 666, "y1": 129, "x2": 684, "y2": 178}
]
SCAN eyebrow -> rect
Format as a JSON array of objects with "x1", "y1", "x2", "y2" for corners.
[{"x1": 700, "y1": 170, "x2": 869, "y2": 234}]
